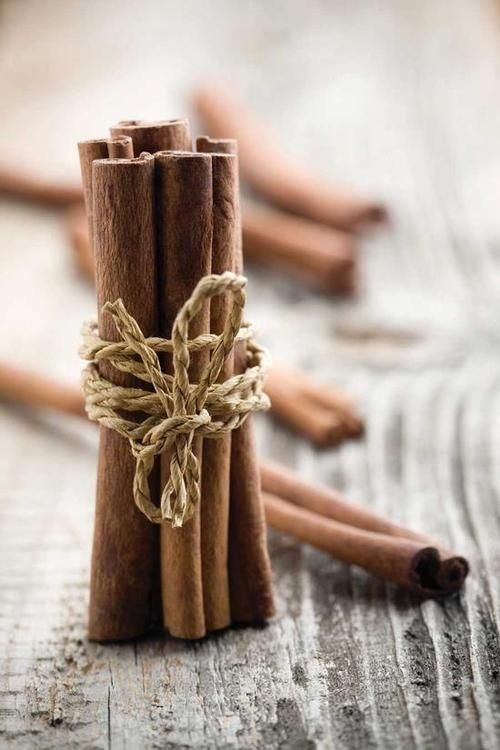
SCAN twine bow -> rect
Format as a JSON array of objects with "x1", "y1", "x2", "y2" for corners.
[{"x1": 81, "y1": 271, "x2": 270, "y2": 527}]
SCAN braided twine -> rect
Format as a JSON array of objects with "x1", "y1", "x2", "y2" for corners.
[{"x1": 80, "y1": 271, "x2": 270, "y2": 527}]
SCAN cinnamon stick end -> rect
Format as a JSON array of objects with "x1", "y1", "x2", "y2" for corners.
[{"x1": 410, "y1": 548, "x2": 469, "y2": 597}]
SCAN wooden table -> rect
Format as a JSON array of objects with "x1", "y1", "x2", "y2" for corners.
[{"x1": 1, "y1": 0, "x2": 500, "y2": 747}]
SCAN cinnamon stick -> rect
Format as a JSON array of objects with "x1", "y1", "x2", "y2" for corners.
[
  {"x1": 0, "y1": 361, "x2": 85, "y2": 418},
  {"x1": 263, "y1": 492, "x2": 467, "y2": 596},
  {"x1": 77, "y1": 140, "x2": 109, "y2": 249},
  {"x1": 193, "y1": 84, "x2": 386, "y2": 232},
  {"x1": 264, "y1": 365, "x2": 363, "y2": 447},
  {"x1": 66, "y1": 204, "x2": 94, "y2": 281},
  {"x1": 89, "y1": 153, "x2": 158, "y2": 641},
  {"x1": 196, "y1": 150, "x2": 238, "y2": 632},
  {"x1": 110, "y1": 120, "x2": 192, "y2": 155},
  {"x1": 0, "y1": 163, "x2": 82, "y2": 207},
  {"x1": 243, "y1": 205, "x2": 356, "y2": 294},
  {"x1": 155, "y1": 151, "x2": 213, "y2": 639},
  {"x1": 107, "y1": 135, "x2": 134, "y2": 159},
  {"x1": 197, "y1": 137, "x2": 275, "y2": 621}
]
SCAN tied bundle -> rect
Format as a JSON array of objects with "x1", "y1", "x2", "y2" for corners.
[{"x1": 81, "y1": 271, "x2": 270, "y2": 527}]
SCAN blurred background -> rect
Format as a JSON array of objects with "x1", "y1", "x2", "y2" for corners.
[{"x1": 2, "y1": 1, "x2": 500, "y2": 747}]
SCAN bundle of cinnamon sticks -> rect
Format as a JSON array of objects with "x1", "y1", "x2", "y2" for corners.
[
  {"x1": 78, "y1": 119, "x2": 276, "y2": 641},
  {"x1": 0, "y1": 360, "x2": 468, "y2": 598}
]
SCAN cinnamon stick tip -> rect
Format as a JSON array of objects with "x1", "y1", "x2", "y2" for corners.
[{"x1": 411, "y1": 548, "x2": 469, "y2": 596}]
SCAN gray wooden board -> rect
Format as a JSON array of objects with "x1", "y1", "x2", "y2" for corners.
[{"x1": 1, "y1": 0, "x2": 500, "y2": 747}]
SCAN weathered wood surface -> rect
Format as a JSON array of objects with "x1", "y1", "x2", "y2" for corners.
[{"x1": 1, "y1": 0, "x2": 500, "y2": 747}]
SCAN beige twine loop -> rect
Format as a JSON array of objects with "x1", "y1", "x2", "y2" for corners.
[{"x1": 80, "y1": 271, "x2": 270, "y2": 527}]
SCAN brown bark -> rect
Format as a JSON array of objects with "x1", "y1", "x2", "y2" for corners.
[
  {"x1": 77, "y1": 140, "x2": 109, "y2": 249},
  {"x1": 193, "y1": 84, "x2": 387, "y2": 232},
  {"x1": 155, "y1": 151, "x2": 213, "y2": 639},
  {"x1": 110, "y1": 120, "x2": 192, "y2": 155},
  {"x1": 66, "y1": 204, "x2": 94, "y2": 281},
  {"x1": 243, "y1": 205, "x2": 356, "y2": 294},
  {"x1": 107, "y1": 136, "x2": 134, "y2": 159},
  {"x1": 264, "y1": 365, "x2": 363, "y2": 447},
  {"x1": 196, "y1": 151, "x2": 238, "y2": 632},
  {"x1": 0, "y1": 163, "x2": 82, "y2": 207},
  {"x1": 263, "y1": 492, "x2": 467, "y2": 596},
  {"x1": 89, "y1": 153, "x2": 158, "y2": 641},
  {"x1": 0, "y1": 361, "x2": 85, "y2": 418},
  {"x1": 197, "y1": 134, "x2": 275, "y2": 622}
]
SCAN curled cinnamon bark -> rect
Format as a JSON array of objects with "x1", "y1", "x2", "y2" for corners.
[
  {"x1": 110, "y1": 119, "x2": 192, "y2": 155},
  {"x1": 265, "y1": 366, "x2": 363, "y2": 447},
  {"x1": 0, "y1": 361, "x2": 85, "y2": 418},
  {"x1": 0, "y1": 164, "x2": 82, "y2": 207},
  {"x1": 243, "y1": 205, "x2": 356, "y2": 294},
  {"x1": 193, "y1": 84, "x2": 387, "y2": 232},
  {"x1": 261, "y1": 462, "x2": 468, "y2": 595},
  {"x1": 89, "y1": 153, "x2": 159, "y2": 641},
  {"x1": 155, "y1": 151, "x2": 213, "y2": 639},
  {"x1": 107, "y1": 135, "x2": 134, "y2": 159}
]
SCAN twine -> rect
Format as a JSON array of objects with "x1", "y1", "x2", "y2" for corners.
[{"x1": 80, "y1": 271, "x2": 270, "y2": 527}]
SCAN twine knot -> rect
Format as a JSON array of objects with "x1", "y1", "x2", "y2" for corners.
[{"x1": 80, "y1": 272, "x2": 270, "y2": 527}]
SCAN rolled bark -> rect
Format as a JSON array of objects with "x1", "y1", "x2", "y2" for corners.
[
  {"x1": 193, "y1": 84, "x2": 386, "y2": 232},
  {"x1": 67, "y1": 204, "x2": 94, "y2": 281},
  {"x1": 263, "y1": 492, "x2": 467, "y2": 596},
  {"x1": 89, "y1": 153, "x2": 158, "y2": 641},
  {"x1": 196, "y1": 150, "x2": 238, "y2": 631},
  {"x1": 243, "y1": 205, "x2": 356, "y2": 294},
  {"x1": 0, "y1": 163, "x2": 82, "y2": 207},
  {"x1": 155, "y1": 151, "x2": 213, "y2": 639},
  {"x1": 78, "y1": 140, "x2": 109, "y2": 249},
  {"x1": 264, "y1": 365, "x2": 363, "y2": 447},
  {"x1": 0, "y1": 361, "x2": 85, "y2": 418},
  {"x1": 107, "y1": 135, "x2": 134, "y2": 159},
  {"x1": 197, "y1": 134, "x2": 275, "y2": 621},
  {"x1": 110, "y1": 120, "x2": 192, "y2": 155}
]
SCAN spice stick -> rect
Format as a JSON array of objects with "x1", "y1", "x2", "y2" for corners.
[
  {"x1": 264, "y1": 365, "x2": 363, "y2": 446},
  {"x1": 193, "y1": 84, "x2": 386, "y2": 232},
  {"x1": 107, "y1": 136, "x2": 134, "y2": 159},
  {"x1": 196, "y1": 151, "x2": 238, "y2": 631},
  {"x1": 243, "y1": 205, "x2": 356, "y2": 294},
  {"x1": 0, "y1": 163, "x2": 82, "y2": 207},
  {"x1": 78, "y1": 140, "x2": 109, "y2": 248},
  {"x1": 90, "y1": 153, "x2": 158, "y2": 641},
  {"x1": 110, "y1": 120, "x2": 192, "y2": 155},
  {"x1": 155, "y1": 151, "x2": 213, "y2": 639},
  {"x1": 0, "y1": 361, "x2": 85, "y2": 418},
  {"x1": 263, "y1": 492, "x2": 467, "y2": 595},
  {"x1": 197, "y1": 137, "x2": 275, "y2": 621},
  {"x1": 67, "y1": 204, "x2": 94, "y2": 281}
]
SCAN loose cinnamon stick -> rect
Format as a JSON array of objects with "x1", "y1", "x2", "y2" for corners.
[
  {"x1": 89, "y1": 153, "x2": 158, "y2": 641},
  {"x1": 261, "y1": 461, "x2": 451, "y2": 549},
  {"x1": 243, "y1": 205, "x2": 356, "y2": 294},
  {"x1": 0, "y1": 361, "x2": 85, "y2": 418},
  {"x1": 66, "y1": 204, "x2": 94, "y2": 281},
  {"x1": 110, "y1": 120, "x2": 192, "y2": 155},
  {"x1": 0, "y1": 163, "x2": 83, "y2": 207},
  {"x1": 263, "y1": 492, "x2": 467, "y2": 596},
  {"x1": 265, "y1": 366, "x2": 363, "y2": 447},
  {"x1": 155, "y1": 151, "x2": 213, "y2": 639},
  {"x1": 193, "y1": 84, "x2": 386, "y2": 232},
  {"x1": 196, "y1": 151, "x2": 238, "y2": 632}
]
